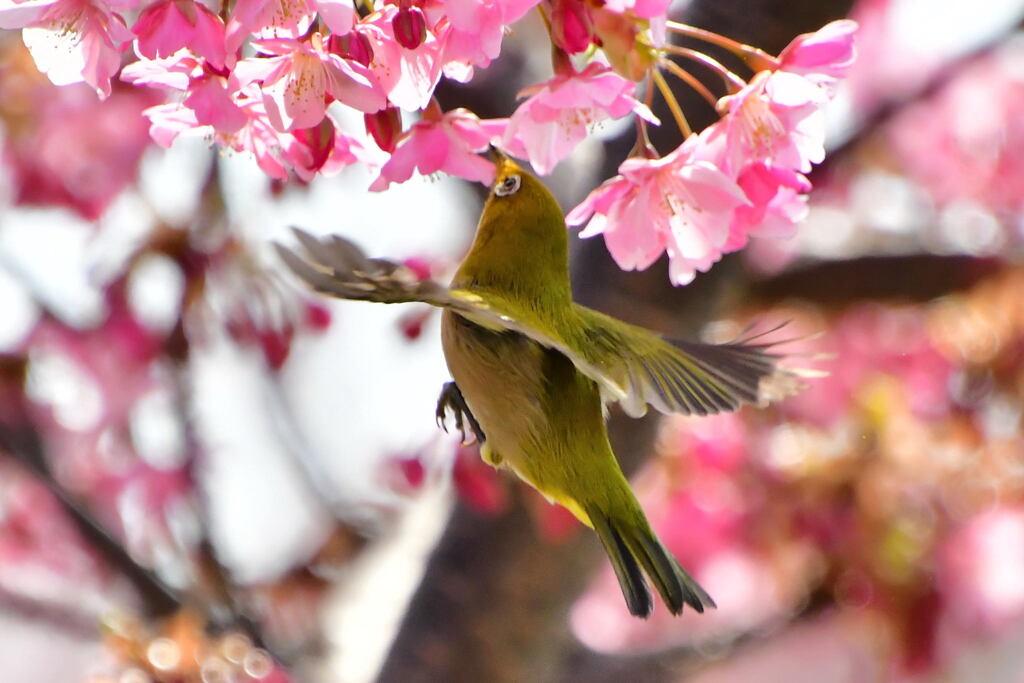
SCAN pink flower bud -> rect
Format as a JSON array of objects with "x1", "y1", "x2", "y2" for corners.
[
  {"x1": 396, "y1": 457, "x2": 426, "y2": 490},
  {"x1": 401, "y1": 256, "x2": 433, "y2": 281},
  {"x1": 392, "y1": 6, "x2": 427, "y2": 50},
  {"x1": 398, "y1": 308, "x2": 432, "y2": 341},
  {"x1": 258, "y1": 326, "x2": 294, "y2": 370},
  {"x1": 291, "y1": 117, "x2": 337, "y2": 175},
  {"x1": 303, "y1": 301, "x2": 332, "y2": 331},
  {"x1": 327, "y1": 31, "x2": 374, "y2": 66},
  {"x1": 550, "y1": 0, "x2": 594, "y2": 54},
  {"x1": 364, "y1": 106, "x2": 404, "y2": 152}
]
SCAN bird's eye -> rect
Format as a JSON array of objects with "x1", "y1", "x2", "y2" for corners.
[{"x1": 495, "y1": 174, "x2": 521, "y2": 197}]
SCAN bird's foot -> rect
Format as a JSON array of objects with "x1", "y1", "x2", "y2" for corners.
[{"x1": 436, "y1": 382, "x2": 486, "y2": 446}]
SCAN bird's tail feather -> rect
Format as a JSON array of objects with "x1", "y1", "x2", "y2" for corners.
[{"x1": 585, "y1": 503, "x2": 715, "y2": 618}]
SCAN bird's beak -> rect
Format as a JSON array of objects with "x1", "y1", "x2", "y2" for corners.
[{"x1": 488, "y1": 144, "x2": 508, "y2": 164}]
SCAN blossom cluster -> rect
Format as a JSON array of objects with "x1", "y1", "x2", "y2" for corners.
[
  {"x1": 567, "y1": 19, "x2": 857, "y2": 283},
  {"x1": 0, "y1": 0, "x2": 855, "y2": 286}
]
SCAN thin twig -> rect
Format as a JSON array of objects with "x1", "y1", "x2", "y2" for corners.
[
  {"x1": 662, "y1": 44, "x2": 748, "y2": 91},
  {"x1": 666, "y1": 20, "x2": 778, "y2": 71},
  {"x1": 652, "y1": 68, "x2": 693, "y2": 138},
  {"x1": 659, "y1": 58, "x2": 721, "y2": 109}
]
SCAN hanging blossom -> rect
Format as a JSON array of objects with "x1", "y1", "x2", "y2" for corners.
[
  {"x1": 0, "y1": 0, "x2": 133, "y2": 98},
  {"x1": 370, "y1": 107, "x2": 506, "y2": 191},
  {"x1": 234, "y1": 34, "x2": 386, "y2": 131},
  {"x1": 225, "y1": 0, "x2": 356, "y2": 53},
  {"x1": 567, "y1": 134, "x2": 749, "y2": 286},
  {"x1": 706, "y1": 19, "x2": 857, "y2": 247},
  {"x1": 568, "y1": 19, "x2": 857, "y2": 284},
  {"x1": 0, "y1": 0, "x2": 856, "y2": 246},
  {"x1": 502, "y1": 61, "x2": 658, "y2": 175},
  {"x1": 132, "y1": 0, "x2": 229, "y2": 70},
  {"x1": 433, "y1": 0, "x2": 541, "y2": 74},
  {"x1": 777, "y1": 18, "x2": 858, "y2": 93},
  {"x1": 356, "y1": 5, "x2": 446, "y2": 111}
]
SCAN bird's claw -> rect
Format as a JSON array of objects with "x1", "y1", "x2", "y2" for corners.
[{"x1": 436, "y1": 382, "x2": 485, "y2": 445}]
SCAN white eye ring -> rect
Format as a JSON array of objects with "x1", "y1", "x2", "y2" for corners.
[{"x1": 495, "y1": 174, "x2": 521, "y2": 197}]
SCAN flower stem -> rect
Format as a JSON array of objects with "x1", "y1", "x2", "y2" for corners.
[
  {"x1": 666, "y1": 21, "x2": 779, "y2": 72},
  {"x1": 632, "y1": 73, "x2": 659, "y2": 158},
  {"x1": 662, "y1": 44, "x2": 748, "y2": 92},
  {"x1": 652, "y1": 68, "x2": 691, "y2": 139},
  {"x1": 658, "y1": 57, "x2": 719, "y2": 109},
  {"x1": 423, "y1": 97, "x2": 444, "y2": 121}
]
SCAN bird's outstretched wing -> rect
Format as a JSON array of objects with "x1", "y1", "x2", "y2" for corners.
[
  {"x1": 276, "y1": 229, "x2": 801, "y2": 414},
  {"x1": 570, "y1": 308, "x2": 803, "y2": 418},
  {"x1": 274, "y1": 229, "x2": 619, "y2": 393}
]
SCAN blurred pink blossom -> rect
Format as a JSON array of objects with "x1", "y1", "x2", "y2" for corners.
[
  {"x1": 5, "y1": 82, "x2": 155, "y2": 219},
  {"x1": 452, "y1": 446, "x2": 507, "y2": 515},
  {"x1": 940, "y1": 508, "x2": 1024, "y2": 631}
]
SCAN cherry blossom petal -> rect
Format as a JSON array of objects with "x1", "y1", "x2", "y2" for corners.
[{"x1": 0, "y1": 0, "x2": 56, "y2": 29}]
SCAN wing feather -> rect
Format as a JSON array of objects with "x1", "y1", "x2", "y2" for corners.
[
  {"x1": 572, "y1": 308, "x2": 798, "y2": 416},
  {"x1": 275, "y1": 229, "x2": 628, "y2": 400},
  {"x1": 277, "y1": 229, "x2": 799, "y2": 416}
]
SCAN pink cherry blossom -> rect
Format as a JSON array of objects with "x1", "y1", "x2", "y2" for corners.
[
  {"x1": 131, "y1": 0, "x2": 228, "y2": 70},
  {"x1": 142, "y1": 101, "x2": 203, "y2": 147},
  {"x1": 185, "y1": 73, "x2": 248, "y2": 133},
  {"x1": 222, "y1": 86, "x2": 292, "y2": 178},
  {"x1": 778, "y1": 19, "x2": 858, "y2": 92},
  {"x1": 370, "y1": 108, "x2": 505, "y2": 191},
  {"x1": 282, "y1": 115, "x2": 378, "y2": 181},
  {"x1": 0, "y1": 0, "x2": 133, "y2": 98},
  {"x1": 567, "y1": 136, "x2": 749, "y2": 286},
  {"x1": 502, "y1": 62, "x2": 657, "y2": 175},
  {"x1": 714, "y1": 69, "x2": 827, "y2": 175},
  {"x1": 225, "y1": 0, "x2": 354, "y2": 53},
  {"x1": 122, "y1": 51, "x2": 247, "y2": 137},
  {"x1": 688, "y1": 121, "x2": 812, "y2": 249},
  {"x1": 126, "y1": 49, "x2": 350, "y2": 181},
  {"x1": 139, "y1": 82, "x2": 289, "y2": 177},
  {"x1": 357, "y1": 7, "x2": 444, "y2": 111},
  {"x1": 434, "y1": 0, "x2": 541, "y2": 71},
  {"x1": 726, "y1": 162, "x2": 810, "y2": 250},
  {"x1": 120, "y1": 48, "x2": 199, "y2": 90},
  {"x1": 601, "y1": 0, "x2": 671, "y2": 19},
  {"x1": 235, "y1": 34, "x2": 386, "y2": 132}
]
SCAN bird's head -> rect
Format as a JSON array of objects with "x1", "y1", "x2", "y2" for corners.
[{"x1": 481, "y1": 147, "x2": 564, "y2": 233}]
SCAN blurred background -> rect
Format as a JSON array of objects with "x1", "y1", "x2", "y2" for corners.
[{"x1": 3, "y1": 0, "x2": 1024, "y2": 681}]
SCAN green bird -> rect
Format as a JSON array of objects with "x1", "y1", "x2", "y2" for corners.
[{"x1": 275, "y1": 152, "x2": 798, "y2": 618}]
